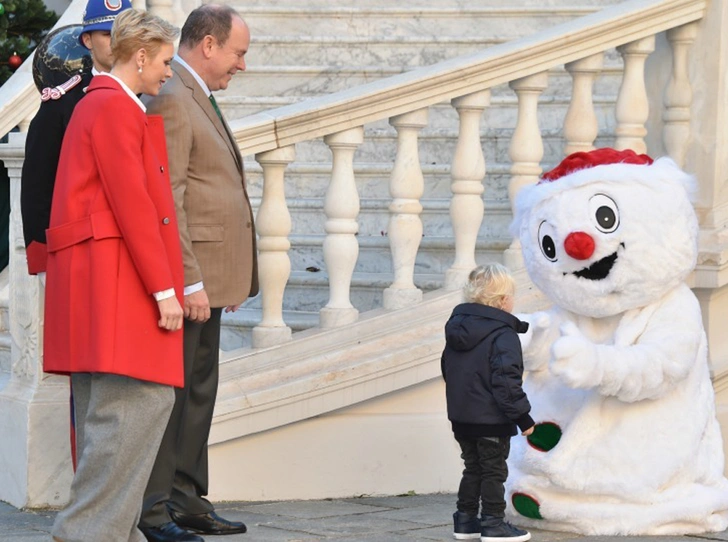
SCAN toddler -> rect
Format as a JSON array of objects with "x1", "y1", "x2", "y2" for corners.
[{"x1": 441, "y1": 263, "x2": 534, "y2": 541}]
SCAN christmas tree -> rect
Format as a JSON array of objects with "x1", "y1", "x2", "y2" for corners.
[{"x1": 0, "y1": 0, "x2": 58, "y2": 86}]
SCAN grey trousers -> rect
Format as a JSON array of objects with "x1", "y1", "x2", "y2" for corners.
[{"x1": 52, "y1": 373, "x2": 174, "y2": 542}]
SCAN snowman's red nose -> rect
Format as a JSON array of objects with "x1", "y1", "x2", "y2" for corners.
[{"x1": 564, "y1": 231, "x2": 595, "y2": 260}]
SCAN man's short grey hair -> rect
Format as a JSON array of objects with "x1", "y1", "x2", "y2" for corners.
[{"x1": 180, "y1": 4, "x2": 241, "y2": 48}]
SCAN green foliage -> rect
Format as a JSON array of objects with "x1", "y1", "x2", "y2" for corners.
[{"x1": 0, "y1": 0, "x2": 58, "y2": 86}]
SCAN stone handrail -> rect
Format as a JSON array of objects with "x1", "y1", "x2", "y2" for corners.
[{"x1": 230, "y1": 0, "x2": 706, "y2": 156}]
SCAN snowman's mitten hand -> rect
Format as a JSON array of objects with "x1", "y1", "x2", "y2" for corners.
[
  {"x1": 517, "y1": 311, "x2": 552, "y2": 371},
  {"x1": 550, "y1": 322, "x2": 602, "y2": 389}
]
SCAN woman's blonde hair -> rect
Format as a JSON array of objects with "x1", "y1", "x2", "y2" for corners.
[
  {"x1": 463, "y1": 263, "x2": 515, "y2": 308},
  {"x1": 111, "y1": 9, "x2": 180, "y2": 65}
]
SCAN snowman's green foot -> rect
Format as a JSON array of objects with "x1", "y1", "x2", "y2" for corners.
[
  {"x1": 527, "y1": 421, "x2": 562, "y2": 452},
  {"x1": 512, "y1": 492, "x2": 543, "y2": 520}
]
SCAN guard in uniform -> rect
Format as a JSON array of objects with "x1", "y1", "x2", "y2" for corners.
[{"x1": 20, "y1": 0, "x2": 132, "y2": 277}]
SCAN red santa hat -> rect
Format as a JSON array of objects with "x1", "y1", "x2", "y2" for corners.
[{"x1": 540, "y1": 148, "x2": 654, "y2": 183}]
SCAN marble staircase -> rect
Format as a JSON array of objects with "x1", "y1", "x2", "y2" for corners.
[{"x1": 217, "y1": 0, "x2": 622, "y2": 349}]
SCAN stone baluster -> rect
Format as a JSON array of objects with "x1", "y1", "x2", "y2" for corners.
[
  {"x1": 320, "y1": 128, "x2": 364, "y2": 328},
  {"x1": 146, "y1": 0, "x2": 185, "y2": 25},
  {"x1": 383, "y1": 109, "x2": 428, "y2": 309},
  {"x1": 663, "y1": 22, "x2": 699, "y2": 168},
  {"x1": 564, "y1": 53, "x2": 604, "y2": 154},
  {"x1": 504, "y1": 72, "x2": 548, "y2": 269},
  {"x1": 251, "y1": 146, "x2": 296, "y2": 348},
  {"x1": 614, "y1": 36, "x2": 655, "y2": 153},
  {"x1": 445, "y1": 91, "x2": 490, "y2": 290}
]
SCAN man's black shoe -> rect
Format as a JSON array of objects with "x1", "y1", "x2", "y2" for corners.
[
  {"x1": 170, "y1": 510, "x2": 247, "y2": 535},
  {"x1": 140, "y1": 521, "x2": 204, "y2": 542}
]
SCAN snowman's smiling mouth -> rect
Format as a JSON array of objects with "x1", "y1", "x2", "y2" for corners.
[{"x1": 569, "y1": 243, "x2": 624, "y2": 281}]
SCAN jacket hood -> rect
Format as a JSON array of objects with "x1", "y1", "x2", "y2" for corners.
[{"x1": 444, "y1": 303, "x2": 528, "y2": 352}]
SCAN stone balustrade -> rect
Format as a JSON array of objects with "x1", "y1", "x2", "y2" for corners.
[{"x1": 246, "y1": 19, "x2": 707, "y2": 342}]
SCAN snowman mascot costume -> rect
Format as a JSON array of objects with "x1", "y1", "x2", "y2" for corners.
[{"x1": 507, "y1": 148, "x2": 728, "y2": 535}]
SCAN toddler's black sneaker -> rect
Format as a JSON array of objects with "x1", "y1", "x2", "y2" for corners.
[
  {"x1": 452, "y1": 511, "x2": 481, "y2": 539},
  {"x1": 480, "y1": 517, "x2": 531, "y2": 542}
]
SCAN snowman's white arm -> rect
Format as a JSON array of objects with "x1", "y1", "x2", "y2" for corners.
[
  {"x1": 591, "y1": 326, "x2": 701, "y2": 401},
  {"x1": 517, "y1": 310, "x2": 563, "y2": 372},
  {"x1": 552, "y1": 300, "x2": 702, "y2": 402}
]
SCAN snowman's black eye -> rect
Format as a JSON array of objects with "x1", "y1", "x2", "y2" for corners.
[
  {"x1": 590, "y1": 194, "x2": 619, "y2": 233},
  {"x1": 542, "y1": 235, "x2": 556, "y2": 260},
  {"x1": 538, "y1": 221, "x2": 558, "y2": 262}
]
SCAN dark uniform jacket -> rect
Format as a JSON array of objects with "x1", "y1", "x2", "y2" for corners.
[
  {"x1": 21, "y1": 71, "x2": 92, "y2": 274},
  {"x1": 441, "y1": 302, "x2": 534, "y2": 438}
]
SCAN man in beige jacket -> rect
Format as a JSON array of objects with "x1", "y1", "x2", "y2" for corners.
[{"x1": 140, "y1": 5, "x2": 258, "y2": 541}]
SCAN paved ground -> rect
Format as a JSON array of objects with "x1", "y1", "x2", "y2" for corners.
[{"x1": 2, "y1": 493, "x2": 728, "y2": 541}]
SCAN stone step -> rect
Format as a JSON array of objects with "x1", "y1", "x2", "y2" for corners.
[
  {"x1": 220, "y1": 259, "x2": 516, "y2": 350},
  {"x1": 240, "y1": 271, "x2": 445, "y2": 312},
  {"x1": 222, "y1": 272, "x2": 446, "y2": 350},
  {"x1": 283, "y1": 232, "x2": 510, "y2": 276},
  {"x1": 220, "y1": 308, "x2": 319, "y2": 351},
  {"x1": 246, "y1": 36, "x2": 505, "y2": 69},
  {"x1": 244, "y1": 127, "x2": 617, "y2": 168},
  {"x1": 236, "y1": 5, "x2": 608, "y2": 39},
  {"x1": 252, "y1": 197, "x2": 512, "y2": 240},
  {"x1": 244, "y1": 161, "x2": 507, "y2": 203},
  {"x1": 219, "y1": 235, "x2": 510, "y2": 346},
  {"x1": 236, "y1": 0, "x2": 620, "y2": 8},
  {"x1": 245, "y1": 36, "x2": 623, "y2": 68},
  {"x1": 242, "y1": 157, "x2": 583, "y2": 203},
  {"x1": 224, "y1": 95, "x2": 621, "y2": 137},
  {"x1": 219, "y1": 63, "x2": 623, "y2": 98}
]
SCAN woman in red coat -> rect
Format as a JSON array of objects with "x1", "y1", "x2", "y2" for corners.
[{"x1": 44, "y1": 10, "x2": 185, "y2": 542}]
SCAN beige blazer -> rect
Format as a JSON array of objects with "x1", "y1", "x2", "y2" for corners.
[{"x1": 145, "y1": 61, "x2": 258, "y2": 308}]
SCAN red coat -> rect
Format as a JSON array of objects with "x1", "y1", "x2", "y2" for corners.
[{"x1": 44, "y1": 76, "x2": 184, "y2": 388}]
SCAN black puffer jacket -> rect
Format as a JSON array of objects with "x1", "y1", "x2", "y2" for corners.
[{"x1": 441, "y1": 303, "x2": 534, "y2": 438}]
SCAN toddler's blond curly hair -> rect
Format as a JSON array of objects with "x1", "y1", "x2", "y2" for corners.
[{"x1": 463, "y1": 263, "x2": 515, "y2": 309}]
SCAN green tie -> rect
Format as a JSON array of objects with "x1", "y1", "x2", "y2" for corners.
[{"x1": 209, "y1": 94, "x2": 223, "y2": 120}]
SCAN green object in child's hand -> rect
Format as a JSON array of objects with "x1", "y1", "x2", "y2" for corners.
[{"x1": 527, "y1": 421, "x2": 561, "y2": 452}]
